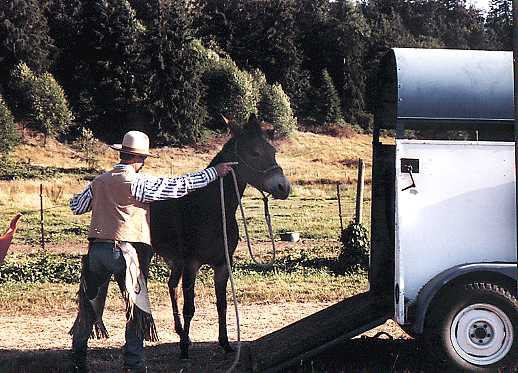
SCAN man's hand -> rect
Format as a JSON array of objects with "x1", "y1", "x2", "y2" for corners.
[{"x1": 215, "y1": 162, "x2": 238, "y2": 177}]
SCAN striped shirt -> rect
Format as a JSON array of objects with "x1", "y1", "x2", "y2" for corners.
[{"x1": 70, "y1": 164, "x2": 218, "y2": 215}]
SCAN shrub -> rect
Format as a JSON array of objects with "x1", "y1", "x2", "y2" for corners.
[
  {"x1": 250, "y1": 68, "x2": 268, "y2": 104},
  {"x1": 11, "y1": 63, "x2": 74, "y2": 144},
  {"x1": 202, "y1": 54, "x2": 256, "y2": 128},
  {"x1": 338, "y1": 221, "x2": 369, "y2": 271},
  {"x1": 0, "y1": 252, "x2": 171, "y2": 283},
  {"x1": 257, "y1": 83, "x2": 297, "y2": 139},
  {"x1": 0, "y1": 95, "x2": 19, "y2": 156},
  {"x1": 30, "y1": 72, "x2": 75, "y2": 143},
  {"x1": 73, "y1": 127, "x2": 99, "y2": 169}
]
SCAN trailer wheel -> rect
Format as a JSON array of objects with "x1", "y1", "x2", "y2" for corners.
[{"x1": 424, "y1": 282, "x2": 518, "y2": 372}]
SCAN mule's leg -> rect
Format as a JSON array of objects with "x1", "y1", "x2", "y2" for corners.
[
  {"x1": 214, "y1": 264, "x2": 233, "y2": 353},
  {"x1": 167, "y1": 263, "x2": 189, "y2": 352},
  {"x1": 180, "y1": 260, "x2": 200, "y2": 359}
]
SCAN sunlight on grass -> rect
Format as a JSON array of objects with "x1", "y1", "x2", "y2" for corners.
[{"x1": 1, "y1": 130, "x2": 375, "y2": 245}]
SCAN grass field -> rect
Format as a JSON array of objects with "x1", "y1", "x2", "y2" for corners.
[{"x1": 1, "y1": 130, "x2": 373, "y2": 245}]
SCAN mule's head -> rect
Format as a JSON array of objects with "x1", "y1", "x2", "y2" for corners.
[{"x1": 225, "y1": 114, "x2": 291, "y2": 199}]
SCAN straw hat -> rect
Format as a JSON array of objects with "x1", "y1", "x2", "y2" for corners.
[{"x1": 110, "y1": 131, "x2": 158, "y2": 158}]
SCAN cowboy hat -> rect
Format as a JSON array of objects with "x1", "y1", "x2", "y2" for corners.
[{"x1": 110, "y1": 131, "x2": 158, "y2": 158}]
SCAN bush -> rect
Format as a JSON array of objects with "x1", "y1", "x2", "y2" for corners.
[
  {"x1": 257, "y1": 83, "x2": 297, "y2": 139},
  {"x1": 201, "y1": 52, "x2": 256, "y2": 128},
  {"x1": 338, "y1": 221, "x2": 369, "y2": 271},
  {"x1": 73, "y1": 127, "x2": 99, "y2": 169},
  {"x1": 0, "y1": 95, "x2": 19, "y2": 156},
  {"x1": 0, "y1": 252, "x2": 171, "y2": 283},
  {"x1": 11, "y1": 63, "x2": 74, "y2": 144},
  {"x1": 0, "y1": 158, "x2": 96, "y2": 180}
]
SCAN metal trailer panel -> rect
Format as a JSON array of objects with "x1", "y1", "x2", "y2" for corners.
[
  {"x1": 375, "y1": 49, "x2": 514, "y2": 132},
  {"x1": 394, "y1": 140, "x2": 517, "y2": 324}
]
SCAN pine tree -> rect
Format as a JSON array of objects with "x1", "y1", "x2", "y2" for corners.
[
  {"x1": 0, "y1": 95, "x2": 19, "y2": 156},
  {"x1": 486, "y1": 0, "x2": 512, "y2": 50},
  {"x1": 70, "y1": 0, "x2": 146, "y2": 140},
  {"x1": 0, "y1": 0, "x2": 54, "y2": 96},
  {"x1": 313, "y1": 69, "x2": 343, "y2": 126},
  {"x1": 147, "y1": 0, "x2": 208, "y2": 145}
]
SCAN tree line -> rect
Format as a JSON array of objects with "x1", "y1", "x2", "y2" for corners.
[{"x1": 0, "y1": 0, "x2": 512, "y2": 156}]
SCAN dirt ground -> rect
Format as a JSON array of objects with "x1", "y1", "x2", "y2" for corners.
[
  {"x1": 0, "y1": 300, "x2": 412, "y2": 372},
  {"x1": 1, "y1": 242, "x2": 423, "y2": 372}
]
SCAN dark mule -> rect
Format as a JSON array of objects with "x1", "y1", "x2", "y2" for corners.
[{"x1": 150, "y1": 114, "x2": 291, "y2": 358}]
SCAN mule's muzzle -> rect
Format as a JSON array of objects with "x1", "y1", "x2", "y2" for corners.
[{"x1": 263, "y1": 173, "x2": 291, "y2": 200}]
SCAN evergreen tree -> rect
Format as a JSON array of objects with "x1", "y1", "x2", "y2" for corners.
[
  {"x1": 197, "y1": 0, "x2": 310, "y2": 117},
  {"x1": 44, "y1": 0, "x2": 83, "y2": 109},
  {"x1": 0, "y1": 0, "x2": 54, "y2": 94},
  {"x1": 312, "y1": 69, "x2": 343, "y2": 125},
  {"x1": 147, "y1": 0, "x2": 208, "y2": 145},
  {"x1": 486, "y1": 0, "x2": 512, "y2": 50},
  {"x1": 70, "y1": 0, "x2": 146, "y2": 140},
  {"x1": 0, "y1": 95, "x2": 19, "y2": 156}
]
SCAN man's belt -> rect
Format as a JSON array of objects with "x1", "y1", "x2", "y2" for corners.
[{"x1": 91, "y1": 239, "x2": 118, "y2": 244}]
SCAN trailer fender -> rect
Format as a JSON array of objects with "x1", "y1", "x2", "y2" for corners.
[{"x1": 412, "y1": 263, "x2": 517, "y2": 335}]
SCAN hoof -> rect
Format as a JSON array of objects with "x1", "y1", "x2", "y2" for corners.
[
  {"x1": 180, "y1": 342, "x2": 190, "y2": 360},
  {"x1": 180, "y1": 350, "x2": 189, "y2": 360},
  {"x1": 220, "y1": 342, "x2": 234, "y2": 353}
]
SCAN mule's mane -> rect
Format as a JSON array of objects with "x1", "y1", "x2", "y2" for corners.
[{"x1": 208, "y1": 137, "x2": 237, "y2": 168}]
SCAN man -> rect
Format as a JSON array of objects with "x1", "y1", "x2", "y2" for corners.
[{"x1": 69, "y1": 130, "x2": 236, "y2": 372}]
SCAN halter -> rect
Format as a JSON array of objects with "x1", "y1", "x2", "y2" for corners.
[{"x1": 233, "y1": 141, "x2": 282, "y2": 175}]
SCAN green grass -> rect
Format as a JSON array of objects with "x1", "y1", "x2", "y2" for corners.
[{"x1": 0, "y1": 242, "x2": 369, "y2": 310}]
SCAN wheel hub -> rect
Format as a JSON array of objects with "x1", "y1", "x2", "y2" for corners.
[
  {"x1": 470, "y1": 322, "x2": 493, "y2": 345},
  {"x1": 450, "y1": 303, "x2": 513, "y2": 365}
]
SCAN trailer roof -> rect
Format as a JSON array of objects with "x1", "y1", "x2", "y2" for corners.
[{"x1": 375, "y1": 48, "x2": 514, "y2": 133}]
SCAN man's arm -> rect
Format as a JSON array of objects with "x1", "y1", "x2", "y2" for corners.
[
  {"x1": 131, "y1": 162, "x2": 237, "y2": 203},
  {"x1": 131, "y1": 167, "x2": 218, "y2": 203},
  {"x1": 70, "y1": 184, "x2": 93, "y2": 214}
]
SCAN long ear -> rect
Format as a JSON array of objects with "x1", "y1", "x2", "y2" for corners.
[
  {"x1": 260, "y1": 121, "x2": 275, "y2": 140},
  {"x1": 220, "y1": 114, "x2": 241, "y2": 137},
  {"x1": 245, "y1": 112, "x2": 263, "y2": 134}
]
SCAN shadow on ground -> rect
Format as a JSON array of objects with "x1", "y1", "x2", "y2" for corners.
[{"x1": 0, "y1": 338, "x2": 444, "y2": 373}]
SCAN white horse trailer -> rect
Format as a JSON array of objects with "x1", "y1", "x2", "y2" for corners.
[
  {"x1": 245, "y1": 48, "x2": 518, "y2": 372},
  {"x1": 372, "y1": 48, "x2": 518, "y2": 371}
]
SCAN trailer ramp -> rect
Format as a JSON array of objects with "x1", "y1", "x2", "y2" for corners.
[{"x1": 247, "y1": 291, "x2": 391, "y2": 372}]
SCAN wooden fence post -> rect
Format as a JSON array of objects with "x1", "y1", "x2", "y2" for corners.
[
  {"x1": 355, "y1": 159, "x2": 365, "y2": 225},
  {"x1": 337, "y1": 183, "x2": 344, "y2": 232},
  {"x1": 40, "y1": 183, "x2": 45, "y2": 251}
]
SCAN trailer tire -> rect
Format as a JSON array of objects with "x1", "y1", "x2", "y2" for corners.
[{"x1": 424, "y1": 282, "x2": 518, "y2": 372}]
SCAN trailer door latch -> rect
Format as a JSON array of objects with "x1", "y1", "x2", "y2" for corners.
[{"x1": 401, "y1": 158, "x2": 419, "y2": 191}]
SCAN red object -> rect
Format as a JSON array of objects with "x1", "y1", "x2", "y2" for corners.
[{"x1": 0, "y1": 213, "x2": 22, "y2": 264}]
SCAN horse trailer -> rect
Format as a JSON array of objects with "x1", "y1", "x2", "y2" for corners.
[{"x1": 240, "y1": 48, "x2": 518, "y2": 372}]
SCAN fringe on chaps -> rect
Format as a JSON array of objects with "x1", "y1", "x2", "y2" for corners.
[{"x1": 69, "y1": 255, "x2": 159, "y2": 342}]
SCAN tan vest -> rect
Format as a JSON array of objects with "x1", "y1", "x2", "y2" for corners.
[{"x1": 88, "y1": 167, "x2": 151, "y2": 245}]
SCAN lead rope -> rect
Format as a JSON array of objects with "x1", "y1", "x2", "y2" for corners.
[
  {"x1": 220, "y1": 169, "x2": 278, "y2": 372},
  {"x1": 230, "y1": 170, "x2": 277, "y2": 268},
  {"x1": 220, "y1": 174, "x2": 241, "y2": 373}
]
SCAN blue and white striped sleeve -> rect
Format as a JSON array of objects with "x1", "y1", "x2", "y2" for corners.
[
  {"x1": 131, "y1": 167, "x2": 218, "y2": 203},
  {"x1": 70, "y1": 184, "x2": 93, "y2": 215}
]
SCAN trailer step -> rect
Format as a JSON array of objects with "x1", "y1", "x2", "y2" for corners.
[{"x1": 247, "y1": 291, "x2": 391, "y2": 372}]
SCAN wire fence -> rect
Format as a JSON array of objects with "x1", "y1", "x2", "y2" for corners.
[{"x1": 2, "y1": 160, "x2": 369, "y2": 250}]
